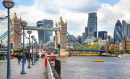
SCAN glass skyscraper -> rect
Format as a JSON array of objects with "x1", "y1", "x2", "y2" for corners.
[
  {"x1": 87, "y1": 12, "x2": 97, "y2": 39},
  {"x1": 114, "y1": 20, "x2": 123, "y2": 44},
  {"x1": 37, "y1": 19, "x2": 53, "y2": 44},
  {"x1": 98, "y1": 31, "x2": 107, "y2": 40}
]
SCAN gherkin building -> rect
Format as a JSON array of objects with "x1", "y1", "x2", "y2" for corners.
[{"x1": 114, "y1": 20, "x2": 123, "y2": 44}]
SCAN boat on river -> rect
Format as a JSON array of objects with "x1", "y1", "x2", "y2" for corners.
[{"x1": 118, "y1": 54, "x2": 130, "y2": 58}]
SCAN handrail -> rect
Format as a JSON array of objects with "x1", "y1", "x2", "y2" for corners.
[{"x1": 47, "y1": 58, "x2": 55, "y2": 79}]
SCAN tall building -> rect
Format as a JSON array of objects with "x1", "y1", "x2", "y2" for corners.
[
  {"x1": 87, "y1": 12, "x2": 97, "y2": 39},
  {"x1": 10, "y1": 12, "x2": 22, "y2": 51},
  {"x1": 114, "y1": 20, "x2": 123, "y2": 44},
  {"x1": 37, "y1": 19, "x2": 53, "y2": 44},
  {"x1": 77, "y1": 35, "x2": 82, "y2": 44},
  {"x1": 82, "y1": 32, "x2": 86, "y2": 44},
  {"x1": 107, "y1": 35, "x2": 112, "y2": 42},
  {"x1": 85, "y1": 27, "x2": 88, "y2": 39},
  {"x1": 98, "y1": 31, "x2": 107, "y2": 40},
  {"x1": 122, "y1": 20, "x2": 130, "y2": 40}
]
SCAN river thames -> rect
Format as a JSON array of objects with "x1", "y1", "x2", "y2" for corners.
[{"x1": 58, "y1": 56, "x2": 130, "y2": 79}]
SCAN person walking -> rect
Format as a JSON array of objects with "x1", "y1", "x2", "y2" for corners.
[{"x1": 18, "y1": 54, "x2": 21, "y2": 65}]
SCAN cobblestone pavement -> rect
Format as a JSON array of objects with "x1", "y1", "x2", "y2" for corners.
[{"x1": 0, "y1": 58, "x2": 46, "y2": 79}]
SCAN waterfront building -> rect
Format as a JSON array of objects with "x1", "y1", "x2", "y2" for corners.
[
  {"x1": 10, "y1": 12, "x2": 22, "y2": 53},
  {"x1": 37, "y1": 19, "x2": 53, "y2": 44},
  {"x1": 114, "y1": 20, "x2": 123, "y2": 44},
  {"x1": 87, "y1": 12, "x2": 97, "y2": 39},
  {"x1": 98, "y1": 31, "x2": 107, "y2": 40},
  {"x1": 122, "y1": 40, "x2": 130, "y2": 52}
]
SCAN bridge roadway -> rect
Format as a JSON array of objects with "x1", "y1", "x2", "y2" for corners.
[{"x1": 0, "y1": 58, "x2": 46, "y2": 79}]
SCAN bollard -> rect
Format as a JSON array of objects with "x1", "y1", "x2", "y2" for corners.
[{"x1": 45, "y1": 57, "x2": 47, "y2": 67}]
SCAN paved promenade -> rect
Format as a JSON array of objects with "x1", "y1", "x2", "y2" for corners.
[{"x1": 0, "y1": 58, "x2": 46, "y2": 79}]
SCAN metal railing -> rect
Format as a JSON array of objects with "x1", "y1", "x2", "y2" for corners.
[{"x1": 47, "y1": 59, "x2": 55, "y2": 79}]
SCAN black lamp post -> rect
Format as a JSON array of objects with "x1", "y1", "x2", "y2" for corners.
[{"x1": 2, "y1": 0, "x2": 14, "y2": 79}]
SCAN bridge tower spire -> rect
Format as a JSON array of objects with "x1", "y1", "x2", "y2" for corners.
[{"x1": 55, "y1": 16, "x2": 67, "y2": 49}]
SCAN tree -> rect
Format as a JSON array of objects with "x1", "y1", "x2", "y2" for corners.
[
  {"x1": 109, "y1": 46, "x2": 115, "y2": 54},
  {"x1": 123, "y1": 49, "x2": 126, "y2": 54},
  {"x1": 118, "y1": 50, "x2": 123, "y2": 54}
]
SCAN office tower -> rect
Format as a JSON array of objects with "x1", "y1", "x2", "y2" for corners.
[
  {"x1": 98, "y1": 31, "x2": 107, "y2": 40},
  {"x1": 37, "y1": 19, "x2": 53, "y2": 44},
  {"x1": 114, "y1": 20, "x2": 123, "y2": 44},
  {"x1": 77, "y1": 35, "x2": 82, "y2": 44},
  {"x1": 87, "y1": 12, "x2": 97, "y2": 39},
  {"x1": 85, "y1": 27, "x2": 88, "y2": 39},
  {"x1": 122, "y1": 20, "x2": 130, "y2": 40},
  {"x1": 122, "y1": 20, "x2": 127, "y2": 40},
  {"x1": 82, "y1": 32, "x2": 86, "y2": 44},
  {"x1": 107, "y1": 35, "x2": 112, "y2": 42}
]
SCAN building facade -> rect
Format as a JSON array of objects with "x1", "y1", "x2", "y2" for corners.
[
  {"x1": 82, "y1": 32, "x2": 86, "y2": 44},
  {"x1": 37, "y1": 19, "x2": 53, "y2": 44},
  {"x1": 10, "y1": 12, "x2": 22, "y2": 51},
  {"x1": 114, "y1": 20, "x2": 123, "y2": 44},
  {"x1": 87, "y1": 12, "x2": 97, "y2": 39},
  {"x1": 77, "y1": 35, "x2": 82, "y2": 44},
  {"x1": 85, "y1": 27, "x2": 88, "y2": 39},
  {"x1": 50, "y1": 36, "x2": 55, "y2": 41},
  {"x1": 122, "y1": 40, "x2": 130, "y2": 52},
  {"x1": 98, "y1": 31, "x2": 107, "y2": 40}
]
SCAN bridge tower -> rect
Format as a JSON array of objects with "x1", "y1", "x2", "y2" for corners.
[
  {"x1": 55, "y1": 16, "x2": 67, "y2": 49},
  {"x1": 10, "y1": 12, "x2": 22, "y2": 52},
  {"x1": 55, "y1": 16, "x2": 69, "y2": 57}
]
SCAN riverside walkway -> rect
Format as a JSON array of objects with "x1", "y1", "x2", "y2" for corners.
[{"x1": 0, "y1": 58, "x2": 46, "y2": 79}]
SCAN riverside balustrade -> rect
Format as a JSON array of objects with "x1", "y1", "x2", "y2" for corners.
[{"x1": 46, "y1": 58, "x2": 61, "y2": 79}]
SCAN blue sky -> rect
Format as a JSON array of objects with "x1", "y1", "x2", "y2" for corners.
[
  {"x1": 96, "y1": 0, "x2": 119, "y2": 6},
  {"x1": 0, "y1": 0, "x2": 34, "y2": 10}
]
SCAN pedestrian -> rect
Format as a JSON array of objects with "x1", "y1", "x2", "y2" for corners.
[{"x1": 18, "y1": 54, "x2": 21, "y2": 65}]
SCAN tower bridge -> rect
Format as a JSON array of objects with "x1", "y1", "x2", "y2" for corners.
[{"x1": 0, "y1": 13, "x2": 108, "y2": 57}]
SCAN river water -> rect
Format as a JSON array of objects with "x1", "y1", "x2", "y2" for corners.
[{"x1": 58, "y1": 56, "x2": 130, "y2": 79}]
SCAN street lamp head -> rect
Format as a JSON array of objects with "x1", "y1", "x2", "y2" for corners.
[
  {"x1": 27, "y1": 30, "x2": 32, "y2": 34},
  {"x1": 21, "y1": 20, "x2": 27, "y2": 27},
  {"x1": 31, "y1": 35, "x2": 35, "y2": 39},
  {"x1": 3, "y1": 0, "x2": 15, "y2": 9}
]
